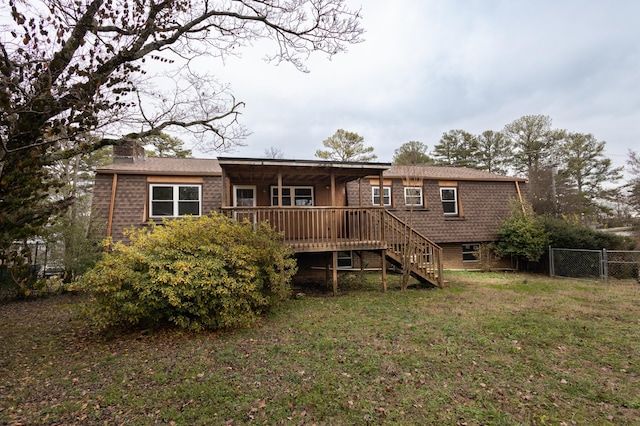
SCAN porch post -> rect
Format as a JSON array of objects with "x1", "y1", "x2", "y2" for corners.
[
  {"x1": 332, "y1": 251, "x2": 338, "y2": 296},
  {"x1": 277, "y1": 170, "x2": 283, "y2": 207},
  {"x1": 221, "y1": 168, "x2": 228, "y2": 207},
  {"x1": 330, "y1": 170, "x2": 336, "y2": 206},
  {"x1": 378, "y1": 170, "x2": 384, "y2": 206}
]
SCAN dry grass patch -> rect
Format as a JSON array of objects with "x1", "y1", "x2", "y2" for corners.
[{"x1": 1, "y1": 272, "x2": 639, "y2": 425}]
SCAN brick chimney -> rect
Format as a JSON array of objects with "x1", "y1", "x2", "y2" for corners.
[{"x1": 113, "y1": 139, "x2": 145, "y2": 163}]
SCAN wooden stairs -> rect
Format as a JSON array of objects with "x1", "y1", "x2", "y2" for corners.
[{"x1": 382, "y1": 210, "x2": 444, "y2": 288}]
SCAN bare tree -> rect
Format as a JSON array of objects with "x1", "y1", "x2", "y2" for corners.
[
  {"x1": 0, "y1": 0, "x2": 363, "y2": 244},
  {"x1": 264, "y1": 147, "x2": 285, "y2": 159}
]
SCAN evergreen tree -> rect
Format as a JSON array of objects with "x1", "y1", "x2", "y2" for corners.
[
  {"x1": 431, "y1": 130, "x2": 478, "y2": 167},
  {"x1": 143, "y1": 134, "x2": 193, "y2": 158},
  {"x1": 315, "y1": 129, "x2": 377, "y2": 162},
  {"x1": 475, "y1": 130, "x2": 511, "y2": 174},
  {"x1": 392, "y1": 141, "x2": 433, "y2": 165},
  {"x1": 503, "y1": 115, "x2": 564, "y2": 214},
  {"x1": 627, "y1": 150, "x2": 640, "y2": 216},
  {"x1": 556, "y1": 132, "x2": 623, "y2": 221}
]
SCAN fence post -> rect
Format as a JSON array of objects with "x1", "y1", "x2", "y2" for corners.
[
  {"x1": 548, "y1": 245, "x2": 554, "y2": 277},
  {"x1": 602, "y1": 248, "x2": 608, "y2": 282}
]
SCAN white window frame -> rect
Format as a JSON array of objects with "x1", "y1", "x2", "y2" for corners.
[
  {"x1": 270, "y1": 186, "x2": 314, "y2": 206},
  {"x1": 149, "y1": 184, "x2": 202, "y2": 218},
  {"x1": 404, "y1": 186, "x2": 423, "y2": 206},
  {"x1": 462, "y1": 243, "x2": 480, "y2": 262},
  {"x1": 372, "y1": 186, "x2": 391, "y2": 206},
  {"x1": 233, "y1": 185, "x2": 257, "y2": 207},
  {"x1": 440, "y1": 187, "x2": 458, "y2": 216}
]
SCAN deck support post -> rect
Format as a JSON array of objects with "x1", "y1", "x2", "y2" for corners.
[
  {"x1": 332, "y1": 251, "x2": 338, "y2": 296},
  {"x1": 381, "y1": 249, "x2": 387, "y2": 292}
]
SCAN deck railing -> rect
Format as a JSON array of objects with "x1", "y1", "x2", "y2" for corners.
[
  {"x1": 382, "y1": 211, "x2": 444, "y2": 287},
  {"x1": 221, "y1": 206, "x2": 443, "y2": 287},
  {"x1": 221, "y1": 206, "x2": 388, "y2": 251}
]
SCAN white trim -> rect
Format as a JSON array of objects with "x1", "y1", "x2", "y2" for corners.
[
  {"x1": 440, "y1": 187, "x2": 458, "y2": 215},
  {"x1": 372, "y1": 186, "x2": 391, "y2": 206},
  {"x1": 233, "y1": 185, "x2": 257, "y2": 207},
  {"x1": 403, "y1": 186, "x2": 423, "y2": 206},
  {"x1": 149, "y1": 184, "x2": 202, "y2": 218}
]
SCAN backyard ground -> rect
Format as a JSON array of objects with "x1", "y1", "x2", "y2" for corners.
[{"x1": 1, "y1": 271, "x2": 639, "y2": 425}]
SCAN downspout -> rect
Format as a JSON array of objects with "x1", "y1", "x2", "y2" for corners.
[
  {"x1": 515, "y1": 180, "x2": 525, "y2": 213},
  {"x1": 106, "y1": 173, "x2": 118, "y2": 239}
]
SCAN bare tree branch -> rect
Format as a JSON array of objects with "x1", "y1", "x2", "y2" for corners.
[{"x1": 0, "y1": 0, "x2": 363, "y2": 243}]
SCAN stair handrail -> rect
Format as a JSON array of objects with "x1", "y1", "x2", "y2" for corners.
[{"x1": 381, "y1": 210, "x2": 444, "y2": 287}]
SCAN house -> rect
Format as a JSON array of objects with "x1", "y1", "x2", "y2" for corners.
[
  {"x1": 91, "y1": 143, "x2": 526, "y2": 293},
  {"x1": 348, "y1": 165, "x2": 527, "y2": 271}
]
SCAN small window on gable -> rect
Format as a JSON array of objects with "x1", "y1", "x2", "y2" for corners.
[
  {"x1": 440, "y1": 187, "x2": 458, "y2": 216},
  {"x1": 150, "y1": 184, "x2": 201, "y2": 218},
  {"x1": 372, "y1": 186, "x2": 391, "y2": 206},
  {"x1": 404, "y1": 187, "x2": 423, "y2": 206},
  {"x1": 462, "y1": 244, "x2": 480, "y2": 262}
]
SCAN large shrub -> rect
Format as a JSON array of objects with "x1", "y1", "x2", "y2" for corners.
[
  {"x1": 78, "y1": 213, "x2": 297, "y2": 331},
  {"x1": 495, "y1": 202, "x2": 549, "y2": 270},
  {"x1": 542, "y1": 216, "x2": 623, "y2": 250}
]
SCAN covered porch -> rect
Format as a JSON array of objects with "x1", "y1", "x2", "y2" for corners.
[{"x1": 217, "y1": 158, "x2": 443, "y2": 293}]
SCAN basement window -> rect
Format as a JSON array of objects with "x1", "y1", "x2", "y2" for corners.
[
  {"x1": 337, "y1": 251, "x2": 353, "y2": 269},
  {"x1": 462, "y1": 244, "x2": 480, "y2": 262}
]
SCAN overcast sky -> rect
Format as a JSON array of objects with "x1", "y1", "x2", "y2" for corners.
[{"x1": 193, "y1": 0, "x2": 639, "y2": 180}]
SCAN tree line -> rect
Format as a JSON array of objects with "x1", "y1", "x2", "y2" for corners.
[{"x1": 330, "y1": 115, "x2": 636, "y2": 227}]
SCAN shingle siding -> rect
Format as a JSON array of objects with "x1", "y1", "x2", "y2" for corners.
[
  {"x1": 91, "y1": 172, "x2": 222, "y2": 243},
  {"x1": 111, "y1": 175, "x2": 146, "y2": 242},
  {"x1": 349, "y1": 178, "x2": 525, "y2": 244}
]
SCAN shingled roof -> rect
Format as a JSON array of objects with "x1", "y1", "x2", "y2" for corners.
[
  {"x1": 96, "y1": 157, "x2": 221, "y2": 175},
  {"x1": 385, "y1": 165, "x2": 526, "y2": 182},
  {"x1": 96, "y1": 156, "x2": 526, "y2": 183}
]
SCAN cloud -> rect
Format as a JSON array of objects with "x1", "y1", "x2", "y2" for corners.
[{"x1": 188, "y1": 0, "x2": 639, "y2": 178}]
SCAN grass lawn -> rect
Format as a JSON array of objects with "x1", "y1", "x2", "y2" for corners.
[{"x1": 1, "y1": 271, "x2": 639, "y2": 425}]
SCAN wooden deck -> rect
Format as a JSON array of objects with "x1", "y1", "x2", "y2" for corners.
[
  {"x1": 221, "y1": 206, "x2": 444, "y2": 288},
  {"x1": 222, "y1": 206, "x2": 389, "y2": 252}
]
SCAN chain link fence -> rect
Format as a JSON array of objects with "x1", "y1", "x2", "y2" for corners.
[{"x1": 549, "y1": 247, "x2": 640, "y2": 282}]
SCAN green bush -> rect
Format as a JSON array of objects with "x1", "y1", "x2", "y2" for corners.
[
  {"x1": 77, "y1": 213, "x2": 297, "y2": 331},
  {"x1": 495, "y1": 201, "x2": 549, "y2": 270},
  {"x1": 542, "y1": 216, "x2": 623, "y2": 250}
]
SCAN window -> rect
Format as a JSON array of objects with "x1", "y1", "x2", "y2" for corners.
[
  {"x1": 150, "y1": 184, "x2": 201, "y2": 217},
  {"x1": 234, "y1": 186, "x2": 256, "y2": 207},
  {"x1": 337, "y1": 251, "x2": 353, "y2": 268},
  {"x1": 462, "y1": 244, "x2": 480, "y2": 262},
  {"x1": 440, "y1": 187, "x2": 458, "y2": 215},
  {"x1": 404, "y1": 187, "x2": 423, "y2": 206},
  {"x1": 372, "y1": 186, "x2": 391, "y2": 206},
  {"x1": 271, "y1": 186, "x2": 314, "y2": 206}
]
